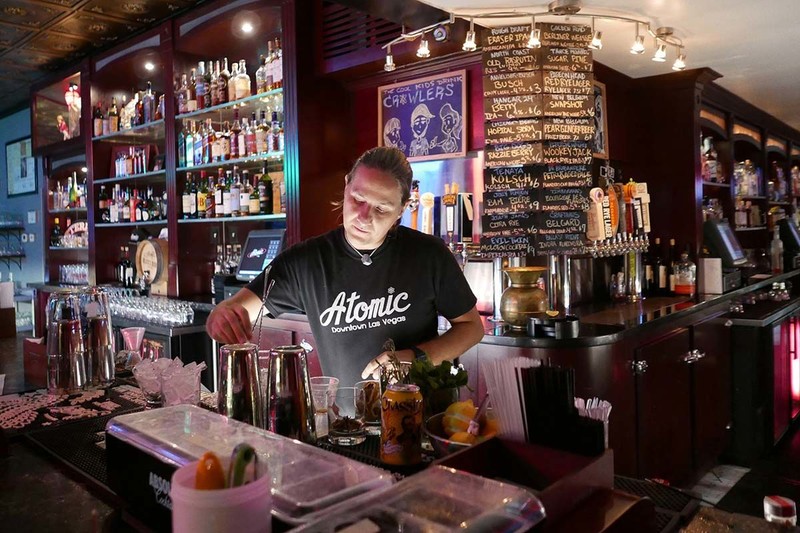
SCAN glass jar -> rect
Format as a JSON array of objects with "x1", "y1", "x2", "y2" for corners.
[{"x1": 673, "y1": 252, "x2": 697, "y2": 296}]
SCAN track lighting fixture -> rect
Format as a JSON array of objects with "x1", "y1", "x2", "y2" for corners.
[
  {"x1": 416, "y1": 33, "x2": 431, "y2": 58},
  {"x1": 630, "y1": 23, "x2": 645, "y2": 54},
  {"x1": 672, "y1": 53, "x2": 686, "y2": 71},
  {"x1": 384, "y1": 46, "x2": 396, "y2": 72},
  {"x1": 652, "y1": 43, "x2": 667, "y2": 62},
  {"x1": 588, "y1": 18, "x2": 602, "y2": 50},
  {"x1": 463, "y1": 18, "x2": 477, "y2": 51},
  {"x1": 526, "y1": 16, "x2": 541, "y2": 48}
]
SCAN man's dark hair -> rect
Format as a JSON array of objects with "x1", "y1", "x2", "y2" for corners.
[{"x1": 347, "y1": 147, "x2": 413, "y2": 205}]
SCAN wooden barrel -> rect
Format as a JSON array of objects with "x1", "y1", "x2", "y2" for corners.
[{"x1": 135, "y1": 239, "x2": 169, "y2": 283}]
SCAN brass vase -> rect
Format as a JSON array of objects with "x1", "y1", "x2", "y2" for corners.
[{"x1": 500, "y1": 267, "x2": 548, "y2": 330}]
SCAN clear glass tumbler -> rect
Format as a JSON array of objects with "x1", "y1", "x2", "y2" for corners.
[{"x1": 328, "y1": 387, "x2": 366, "y2": 446}]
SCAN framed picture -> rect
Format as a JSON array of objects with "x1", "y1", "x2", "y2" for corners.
[
  {"x1": 6, "y1": 137, "x2": 37, "y2": 197},
  {"x1": 592, "y1": 81, "x2": 609, "y2": 159},
  {"x1": 378, "y1": 70, "x2": 467, "y2": 162}
]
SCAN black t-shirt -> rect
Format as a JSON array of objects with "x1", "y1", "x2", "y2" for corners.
[{"x1": 247, "y1": 226, "x2": 477, "y2": 386}]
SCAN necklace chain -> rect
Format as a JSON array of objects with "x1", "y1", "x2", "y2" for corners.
[{"x1": 344, "y1": 236, "x2": 378, "y2": 266}]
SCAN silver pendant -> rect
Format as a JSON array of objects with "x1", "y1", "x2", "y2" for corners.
[{"x1": 361, "y1": 254, "x2": 373, "y2": 266}]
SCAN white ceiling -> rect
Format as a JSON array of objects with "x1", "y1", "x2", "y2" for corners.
[{"x1": 416, "y1": 0, "x2": 800, "y2": 134}]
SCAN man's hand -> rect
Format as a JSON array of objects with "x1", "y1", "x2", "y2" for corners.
[
  {"x1": 206, "y1": 300, "x2": 253, "y2": 344},
  {"x1": 360, "y1": 349, "x2": 413, "y2": 380}
]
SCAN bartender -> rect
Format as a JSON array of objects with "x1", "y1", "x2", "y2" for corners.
[{"x1": 206, "y1": 146, "x2": 484, "y2": 386}]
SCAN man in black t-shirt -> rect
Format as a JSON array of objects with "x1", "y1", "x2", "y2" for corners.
[{"x1": 207, "y1": 147, "x2": 484, "y2": 387}]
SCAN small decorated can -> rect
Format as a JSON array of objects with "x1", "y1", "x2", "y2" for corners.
[{"x1": 380, "y1": 383, "x2": 423, "y2": 465}]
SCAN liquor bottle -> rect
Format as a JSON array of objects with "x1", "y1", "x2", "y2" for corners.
[
  {"x1": 667, "y1": 238, "x2": 678, "y2": 295},
  {"x1": 109, "y1": 185, "x2": 119, "y2": 223},
  {"x1": 93, "y1": 103, "x2": 104, "y2": 137},
  {"x1": 205, "y1": 172, "x2": 215, "y2": 218},
  {"x1": 129, "y1": 188, "x2": 139, "y2": 223},
  {"x1": 273, "y1": 38, "x2": 283, "y2": 89},
  {"x1": 649, "y1": 237, "x2": 663, "y2": 297},
  {"x1": 271, "y1": 111, "x2": 281, "y2": 152},
  {"x1": 265, "y1": 41, "x2": 275, "y2": 91},
  {"x1": 220, "y1": 120, "x2": 231, "y2": 161},
  {"x1": 108, "y1": 97, "x2": 119, "y2": 132},
  {"x1": 218, "y1": 58, "x2": 230, "y2": 105},
  {"x1": 99, "y1": 186, "x2": 110, "y2": 222},
  {"x1": 195, "y1": 62, "x2": 206, "y2": 111},
  {"x1": 229, "y1": 167, "x2": 241, "y2": 217},
  {"x1": 116, "y1": 246, "x2": 126, "y2": 284},
  {"x1": 182, "y1": 173, "x2": 193, "y2": 219},
  {"x1": 124, "y1": 246, "x2": 134, "y2": 288},
  {"x1": 194, "y1": 120, "x2": 204, "y2": 166},
  {"x1": 228, "y1": 61, "x2": 239, "y2": 103},
  {"x1": 178, "y1": 126, "x2": 186, "y2": 168},
  {"x1": 236, "y1": 59, "x2": 251, "y2": 100},
  {"x1": 214, "y1": 168, "x2": 225, "y2": 218},
  {"x1": 210, "y1": 60, "x2": 220, "y2": 106},
  {"x1": 259, "y1": 168, "x2": 273, "y2": 214},
  {"x1": 207, "y1": 118, "x2": 218, "y2": 163},
  {"x1": 143, "y1": 82, "x2": 155, "y2": 123},
  {"x1": 147, "y1": 187, "x2": 159, "y2": 220},
  {"x1": 246, "y1": 114, "x2": 258, "y2": 155},
  {"x1": 230, "y1": 109, "x2": 242, "y2": 159},
  {"x1": 203, "y1": 60, "x2": 213, "y2": 109},
  {"x1": 197, "y1": 171, "x2": 208, "y2": 219},
  {"x1": 135, "y1": 189, "x2": 146, "y2": 221},
  {"x1": 189, "y1": 174, "x2": 198, "y2": 219},
  {"x1": 222, "y1": 170, "x2": 233, "y2": 217},
  {"x1": 51, "y1": 217, "x2": 62, "y2": 247},
  {"x1": 249, "y1": 175, "x2": 260, "y2": 215},
  {"x1": 156, "y1": 95, "x2": 164, "y2": 121},
  {"x1": 771, "y1": 227, "x2": 784, "y2": 274},
  {"x1": 256, "y1": 55, "x2": 268, "y2": 94},
  {"x1": 187, "y1": 68, "x2": 197, "y2": 112},
  {"x1": 255, "y1": 110, "x2": 268, "y2": 154},
  {"x1": 178, "y1": 74, "x2": 188, "y2": 114},
  {"x1": 68, "y1": 173, "x2": 78, "y2": 208},
  {"x1": 239, "y1": 170, "x2": 251, "y2": 216},
  {"x1": 162, "y1": 189, "x2": 168, "y2": 220}
]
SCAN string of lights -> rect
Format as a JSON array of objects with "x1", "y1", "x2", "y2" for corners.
[{"x1": 382, "y1": 0, "x2": 687, "y2": 73}]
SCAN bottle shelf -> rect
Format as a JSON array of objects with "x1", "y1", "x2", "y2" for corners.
[
  {"x1": 736, "y1": 196, "x2": 767, "y2": 200},
  {"x1": 177, "y1": 151, "x2": 284, "y2": 173},
  {"x1": 735, "y1": 226, "x2": 768, "y2": 232},
  {"x1": 94, "y1": 170, "x2": 166, "y2": 186},
  {"x1": 49, "y1": 246, "x2": 88, "y2": 251},
  {"x1": 177, "y1": 213, "x2": 286, "y2": 224},
  {"x1": 49, "y1": 208, "x2": 87, "y2": 215},
  {"x1": 768, "y1": 201, "x2": 792, "y2": 206},
  {"x1": 175, "y1": 88, "x2": 284, "y2": 122},
  {"x1": 95, "y1": 220, "x2": 167, "y2": 228},
  {"x1": 92, "y1": 120, "x2": 165, "y2": 144},
  {"x1": 702, "y1": 181, "x2": 731, "y2": 188}
]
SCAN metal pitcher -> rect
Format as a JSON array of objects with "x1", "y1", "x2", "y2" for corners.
[
  {"x1": 217, "y1": 343, "x2": 264, "y2": 428},
  {"x1": 46, "y1": 289, "x2": 87, "y2": 394},
  {"x1": 264, "y1": 345, "x2": 316, "y2": 443}
]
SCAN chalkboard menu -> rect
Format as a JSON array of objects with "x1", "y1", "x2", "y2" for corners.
[
  {"x1": 378, "y1": 70, "x2": 467, "y2": 162},
  {"x1": 480, "y1": 23, "x2": 595, "y2": 258}
]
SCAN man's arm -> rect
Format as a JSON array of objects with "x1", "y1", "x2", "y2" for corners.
[
  {"x1": 361, "y1": 306, "x2": 485, "y2": 379},
  {"x1": 206, "y1": 287, "x2": 264, "y2": 344}
]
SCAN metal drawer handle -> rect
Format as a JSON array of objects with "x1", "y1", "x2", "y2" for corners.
[{"x1": 683, "y1": 349, "x2": 706, "y2": 364}]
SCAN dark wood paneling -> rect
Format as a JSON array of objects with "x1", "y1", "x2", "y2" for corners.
[
  {"x1": 692, "y1": 315, "x2": 732, "y2": 472},
  {"x1": 635, "y1": 328, "x2": 693, "y2": 484}
]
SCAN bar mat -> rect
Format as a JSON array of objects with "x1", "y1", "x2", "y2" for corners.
[
  {"x1": 24, "y1": 408, "x2": 142, "y2": 489},
  {"x1": 314, "y1": 435, "x2": 434, "y2": 478},
  {"x1": 614, "y1": 475, "x2": 700, "y2": 533}
]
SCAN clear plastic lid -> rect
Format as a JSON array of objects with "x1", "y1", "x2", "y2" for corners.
[
  {"x1": 106, "y1": 405, "x2": 393, "y2": 524},
  {"x1": 293, "y1": 465, "x2": 546, "y2": 532}
]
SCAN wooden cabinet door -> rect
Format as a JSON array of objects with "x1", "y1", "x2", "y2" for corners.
[
  {"x1": 773, "y1": 319, "x2": 792, "y2": 443},
  {"x1": 635, "y1": 328, "x2": 693, "y2": 484},
  {"x1": 692, "y1": 315, "x2": 732, "y2": 472}
]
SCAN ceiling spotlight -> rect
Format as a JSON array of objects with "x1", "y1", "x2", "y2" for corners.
[
  {"x1": 588, "y1": 18, "x2": 602, "y2": 50},
  {"x1": 527, "y1": 16, "x2": 541, "y2": 48},
  {"x1": 630, "y1": 23, "x2": 645, "y2": 54},
  {"x1": 672, "y1": 53, "x2": 686, "y2": 71},
  {"x1": 416, "y1": 34, "x2": 430, "y2": 58},
  {"x1": 144, "y1": 62, "x2": 155, "y2": 71},
  {"x1": 652, "y1": 43, "x2": 667, "y2": 62},
  {"x1": 462, "y1": 18, "x2": 477, "y2": 51},
  {"x1": 241, "y1": 21, "x2": 254, "y2": 33},
  {"x1": 384, "y1": 47, "x2": 396, "y2": 72}
]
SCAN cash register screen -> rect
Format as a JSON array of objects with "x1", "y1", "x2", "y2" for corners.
[
  {"x1": 236, "y1": 229, "x2": 285, "y2": 282},
  {"x1": 703, "y1": 220, "x2": 747, "y2": 268}
]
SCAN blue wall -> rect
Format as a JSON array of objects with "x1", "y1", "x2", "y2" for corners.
[{"x1": 0, "y1": 109, "x2": 45, "y2": 287}]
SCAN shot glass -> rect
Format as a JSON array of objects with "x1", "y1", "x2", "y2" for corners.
[
  {"x1": 328, "y1": 387, "x2": 366, "y2": 446},
  {"x1": 310, "y1": 376, "x2": 339, "y2": 439},
  {"x1": 355, "y1": 380, "x2": 381, "y2": 436}
]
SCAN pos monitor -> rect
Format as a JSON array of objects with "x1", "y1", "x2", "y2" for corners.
[
  {"x1": 703, "y1": 220, "x2": 747, "y2": 268},
  {"x1": 236, "y1": 229, "x2": 286, "y2": 282}
]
